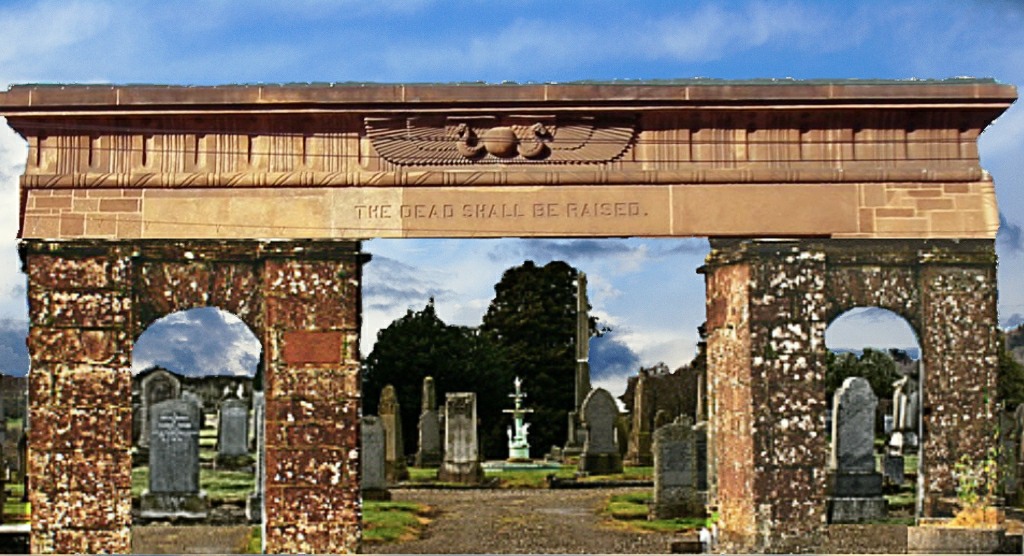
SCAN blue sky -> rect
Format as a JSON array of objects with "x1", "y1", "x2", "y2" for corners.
[{"x1": 0, "y1": 0, "x2": 1022, "y2": 401}]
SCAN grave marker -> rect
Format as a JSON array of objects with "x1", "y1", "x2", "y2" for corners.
[
  {"x1": 361, "y1": 416, "x2": 390, "y2": 500},
  {"x1": 578, "y1": 388, "x2": 623, "y2": 475},
  {"x1": 651, "y1": 416, "x2": 704, "y2": 519},
  {"x1": 438, "y1": 392, "x2": 484, "y2": 484},
  {"x1": 140, "y1": 398, "x2": 208, "y2": 519},
  {"x1": 828, "y1": 377, "x2": 885, "y2": 523}
]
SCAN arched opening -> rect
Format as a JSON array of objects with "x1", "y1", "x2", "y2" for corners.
[
  {"x1": 824, "y1": 306, "x2": 923, "y2": 524},
  {"x1": 130, "y1": 307, "x2": 264, "y2": 554}
]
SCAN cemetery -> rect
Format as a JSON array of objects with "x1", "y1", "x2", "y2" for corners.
[{"x1": 0, "y1": 80, "x2": 1022, "y2": 553}]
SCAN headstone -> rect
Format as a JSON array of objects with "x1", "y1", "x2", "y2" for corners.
[
  {"x1": 246, "y1": 392, "x2": 265, "y2": 522},
  {"x1": 883, "y1": 452, "x2": 905, "y2": 487},
  {"x1": 437, "y1": 392, "x2": 484, "y2": 484},
  {"x1": 182, "y1": 390, "x2": 205, "y2": 429},
  {"x1": 361, "y1": 416, "x2": 390, "y2": 500},
  {"x1": 140, "y1": 398, "x2": 208, "y2": 519},
  {"x1": 578, "y1": 388, "x2": 623, "y2": 475},
  {"x1": 828, "y1": 377, "x2": 885, "y2": 523},
  {"x1": 694, "y1": 421, "x2": 708, "y2": 491},
  {"x1": 138, "y1": 369, "x2": 181, "y2": 449},
  {"x1": 650, "y1": 416, "x2": 704, "y2": 519},
  {"x1": 415, "y1": 376, "x2": 442, "y2": 468},
  {"x1": 216, "y1": 398, "x2": 251, "y2": 469},
  {"x1": 625, "y1": 371, "x2": 654, "y2": 466},
  {"x1": 379, "y1": 385, "x2": 409, "y2": 482}
]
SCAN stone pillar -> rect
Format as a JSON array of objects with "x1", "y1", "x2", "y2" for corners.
[
  {"x1": 379, "y1": 384, "x2": 408, "y2": 482},
  {"x1": 701, "y1": 239, "x2": 828, "y2": 553},
  {"x1": 262, "y1": 241, "x2": 367, "y2": 554},
  {"x1": 919, "y1": 251, "x2": 999, "y2": 515},
  {"x1": 22, "y1": 241, "x2": 134, "y2": 554},
  {"x1": 415, "y1": 376, "x2": 442, "y2": 468},
  {"x1": 625, "y1": 371, "x2": 654, "y2": 466}
]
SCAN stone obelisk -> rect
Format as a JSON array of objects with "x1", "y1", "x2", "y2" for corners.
[{"x1": 563, "y1": 271, "x2": 592, "y2": 460}]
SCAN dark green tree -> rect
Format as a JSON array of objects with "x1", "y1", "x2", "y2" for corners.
[
  {"x1": 825, "y1": 348, "x2": 901, "y2": 402},
  {"x1": 362, "y1": 300, "x2": 514, "y2": 458},
  {"x1": 480, "y1": 260, "x2": 598, "y2": 457}
]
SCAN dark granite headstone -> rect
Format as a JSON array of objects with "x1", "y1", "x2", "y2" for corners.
[
  {"x1": 216, "y1": 398, "x2": 251, "y2": 468},
  {"x1": 141, "y1": 398, "x2": 208, "y2": 519},
  {"x1": 651, "y1": 416, "x2": 704, "y2": 519},
  {"x1": 361, "y1": 416, "x2": 390, "y2": 500},
  {"x1": 578, "y1": 388, "x2": 623, "y2": 475}
]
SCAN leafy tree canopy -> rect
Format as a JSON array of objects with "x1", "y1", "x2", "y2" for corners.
[{"x1": 480, "y1": 260, "x2": 598, "y2": 457}]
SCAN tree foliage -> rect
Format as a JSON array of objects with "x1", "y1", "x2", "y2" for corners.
[
  {"x1": 363, "y1": 300, "x2": 514, "y2": 458},
  {"x1": 825, "y1": 348, "x2": 901, "y2": 402},
  {"x1": 480, "y1": 260, "x2": 597, "y2": 457}
]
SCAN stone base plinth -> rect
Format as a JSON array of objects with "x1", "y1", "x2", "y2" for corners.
[
  {"x1": 578, "y1": 452, "x2": 623, "y2": 476},
  {"x1": 649, "y1": 493, "x2": 705, "y2": 520},
  {"x1": 829, "y1": 471, "x2": 883, "y2": 497},
  {"x1": 828, "y1": 496, "x2": 886, "y2": 523},
  {"x1": 362, "y1": 488, "x2": 392, "y2": 501},
  {"x1": 140, "y1": 490, "x2": 209, "y2": 520},
  {"x1": 414, "y1": 452, "x2": 441, "y2": 468},
  {"x1": 386, "y1": 462, "x2": 410, "y2": 483},
  {"x1": 438, "y1": 462, "x2": 484, "y2": 485},
  {"x1": 215, "y1": 454, "x2": 254, "y2": 470}
]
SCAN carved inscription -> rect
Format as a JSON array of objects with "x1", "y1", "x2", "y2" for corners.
[
  {"x1": 154, "y1": 412, "x2": 197, "y2": 444},
  {"x1": 355, "y1": 202, "x2": 646, "y2": 220}
]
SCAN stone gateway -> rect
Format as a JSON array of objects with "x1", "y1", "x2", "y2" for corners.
[{"x1": 2, "y1": 80, "x2": 1014, "y2": 554}]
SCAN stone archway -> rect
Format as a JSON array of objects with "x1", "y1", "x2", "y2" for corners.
[
  {"x1": 701, "y1": 238, "x2": 998, "y2": 552},
  {"x1": 2, "y1": 80, "x2": 1015, "y2": 553}
]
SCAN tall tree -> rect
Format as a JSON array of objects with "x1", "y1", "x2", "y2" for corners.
[
  {"x1": 362, "y1": 300, "x2": 514, "y2": 458},
  {"x1": 480, "y1": 260, "x2": 598, "y2": 457}
]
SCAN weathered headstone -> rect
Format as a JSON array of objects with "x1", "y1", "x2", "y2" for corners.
[
  {"x1": 246, "y1": 392, "x2": 265, "y2": 522},
  {"x1": 415, "y1": 376, "x2": 442, "y2": 468},
  {"x1": 379, "y1": 385, "x2": 409, "y2": 482},
  {"x1": 578, "y1": 388, "x2": 623, "y2": 475},
  {"x1": 438, "y1": 392, "x2": 484, "y2": 484},
  {"x1": 694, "y1": 421, "x2": 708, "y2": 491},
  {"x1": 182, "y1": 390, "x2": 205, "y2": 429},
  {"x1": 650, "y1": 416, "x2": 704, "y2": 519},
  {"x1": 140, "y1": 398, "x2": 208, "y2": 519},
  {"x1": 361, "y1": 416, "x2": 391, "y2": 500},
  {"x1": 138, "y1": 369, "x2": 181, "y2": 449},
  {"x1": 216, "y1": 398, "x2": 251, "y2": 469},
  {"x1": 625, "y1": 371, "x2": 654, "y2": 466},
  {"x1": 828, "y1": 377, "x2": 885, "y2": 523}
]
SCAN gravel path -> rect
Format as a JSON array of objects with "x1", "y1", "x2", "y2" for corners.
[{"x1": 362, "y1": 487, "x2": 679, "y2": 554}]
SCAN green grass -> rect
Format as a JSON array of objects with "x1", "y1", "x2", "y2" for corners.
[
  {"x1": 362, "y1": 501, "x2": 431, "y2": 543},
  {"x1": 3, "y1": 481, "x2": 29, "y2": 523},
  {"x1": 132, "y1": 466, "x2": 255, "y2": 503},
  {"x1": 244, "y1": 526, "x2": 261, "y2": 554},
  {"x1": 602, "y1": 491, "x2": 714, "y2": 533},
  {"x1": 580, "y1": 466, "x2": 653, "y2": 482}
]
